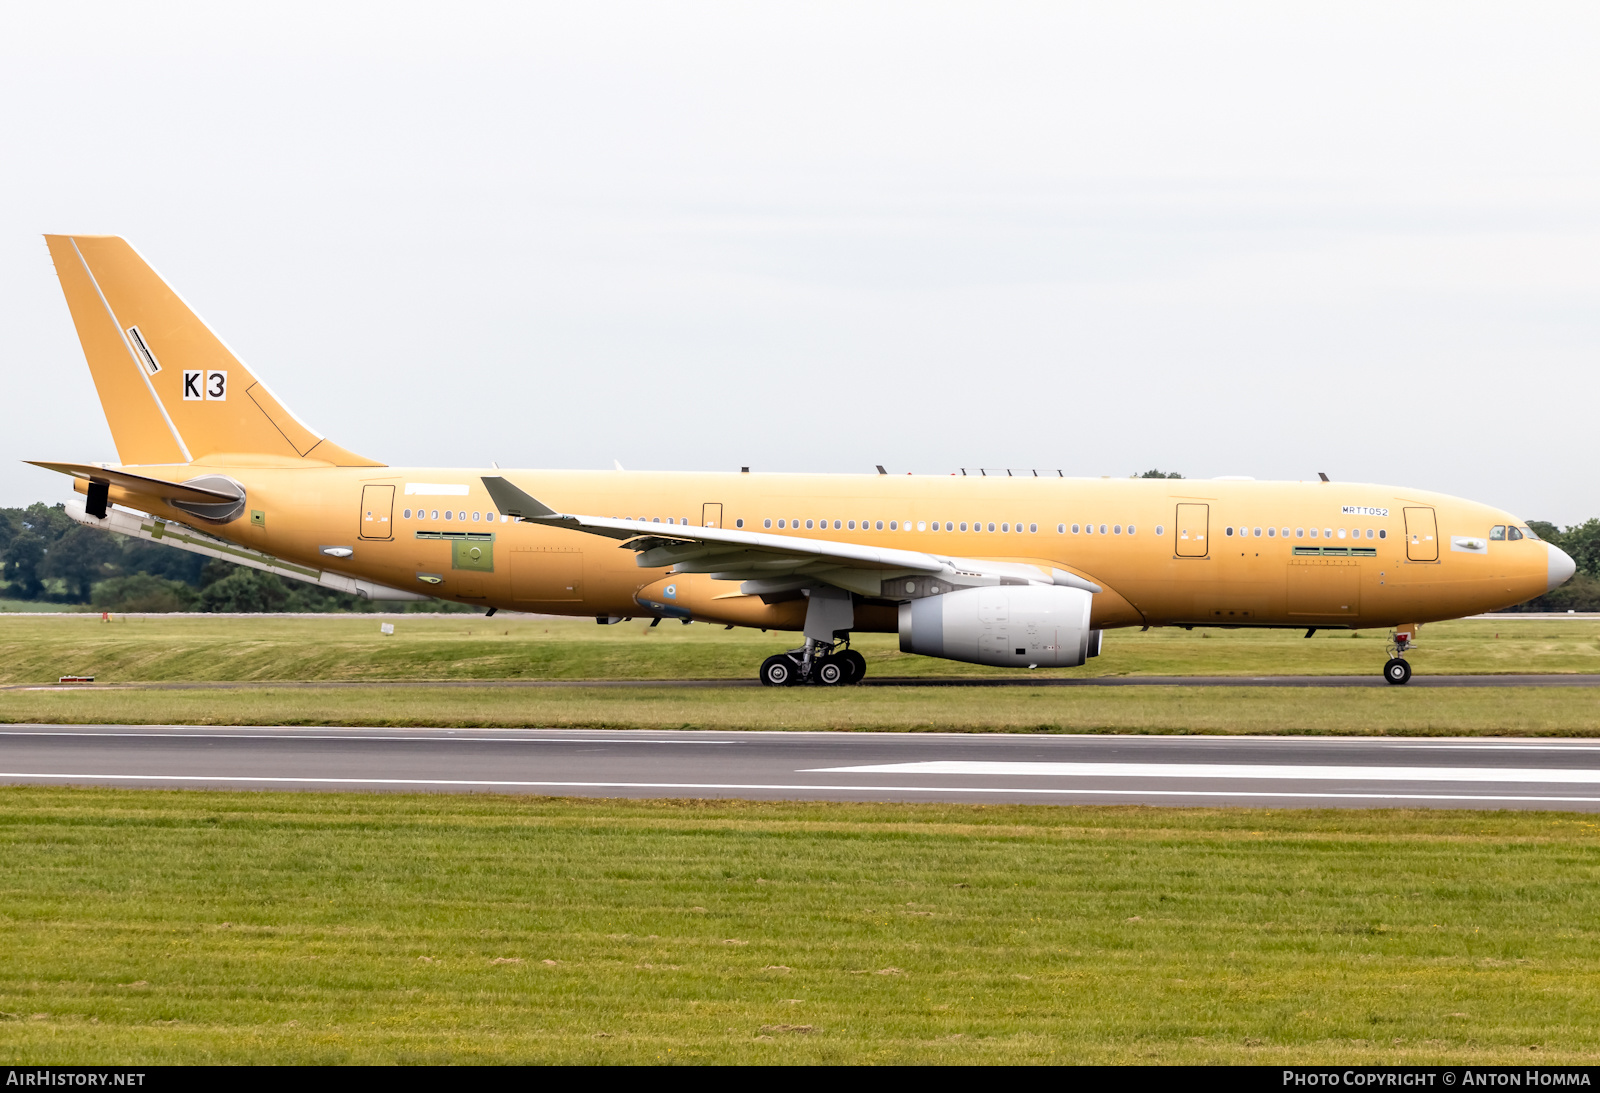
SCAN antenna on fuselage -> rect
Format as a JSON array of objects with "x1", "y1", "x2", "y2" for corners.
[
  {"x1": 876, "y1": 465, "x2": 887, "y2": 475},
  {"x1": 1318, "y1": 472, "x2": 1330, "y2": 482}
]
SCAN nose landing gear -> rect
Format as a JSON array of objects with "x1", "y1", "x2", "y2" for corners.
[
  {"x1": 758, "y1": 638, "x2": 866, "y2": 686},
  {"x1": 1382, "y1": 625, "x2": 1418, "y2": 685}
]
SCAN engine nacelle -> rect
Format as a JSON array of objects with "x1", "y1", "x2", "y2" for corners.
[{"x1": 898, "y1": 585, "x2": 1096, "y2": 668}]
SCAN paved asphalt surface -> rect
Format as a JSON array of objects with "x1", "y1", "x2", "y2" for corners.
[{"x1": 6, "y1": 726, "x2": 1600, "y2": 810}]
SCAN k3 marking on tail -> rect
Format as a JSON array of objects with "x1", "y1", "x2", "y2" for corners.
[{"x1": 32, "y1": 235, "x2": 1575, "y2": 686}]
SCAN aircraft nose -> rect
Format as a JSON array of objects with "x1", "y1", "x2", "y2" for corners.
[{"x1": 1547, "y1": 542, "x2": 1577, "y2": 592}]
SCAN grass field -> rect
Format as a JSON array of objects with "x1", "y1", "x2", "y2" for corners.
[
  {"x1": 1, "y1": 788, "x2": 1598, "y2": 1064},
  {"x1": 1, "y1": 614, "x2": 1597, "y2": 685},
  {"x1": 3, "y1": 615, "x2": 1597, "y2": 735},
  {"x1": 4, "y1": 682, "x2": 1600, "y2": 736}
]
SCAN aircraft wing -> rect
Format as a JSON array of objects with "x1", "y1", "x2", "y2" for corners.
[
  {"x1": 27, "y1": 461, "x2": 242, "y2": 505},
  {"x1": 481, "y1": 475, "x2": 1101, "y2": 599}
]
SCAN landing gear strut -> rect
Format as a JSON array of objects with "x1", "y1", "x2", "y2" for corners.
[
  {"x1": 1383, "y1": 627, "x2": 1417, "y2": 685},
  {"x1": 758, "y1": 638, "x2": 865, "y2": 686}
]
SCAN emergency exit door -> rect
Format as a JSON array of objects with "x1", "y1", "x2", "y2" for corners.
[
  {"x1": 1404, "y1": 507, "x2": 1438, "y2": 561},
  {"x1": 359, "y1": 484, "x2": 394, "y2": 541},
  {"x1": 702, "y1": 503, "x2": 723, "y2": 528},
  {"x1": 1174, "y1": 503, "x2": 1209, "y2": 558}
]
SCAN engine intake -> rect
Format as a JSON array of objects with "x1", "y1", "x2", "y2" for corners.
[{"x1": 898, "y1": 584, "x2": 1096, "y2": 668}]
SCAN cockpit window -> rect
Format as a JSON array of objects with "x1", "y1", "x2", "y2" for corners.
[
  {"x1": 1522, "y1": 525, "x2": 1540, "y2": 540},
  {"x1": 1489, "y1": 525, "x2": 1506, "y2": 541},
  {"x1": 1507, "y1": 526, "x2": 1524, "y2": 541}
]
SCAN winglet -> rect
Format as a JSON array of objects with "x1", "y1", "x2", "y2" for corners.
[{"x1": 480, "y1": 476, "x2": 559, "y2": 519}]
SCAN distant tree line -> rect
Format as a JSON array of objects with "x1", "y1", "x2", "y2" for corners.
[{"x1": 0, "y1": 502, "x2": 472, "y2": 613}]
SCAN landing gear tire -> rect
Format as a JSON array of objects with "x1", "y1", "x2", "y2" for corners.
[
  {"x1": 815, "y1": 659, "x2": 845, "y2": 686},
  {"x1": 1383, "y1": 657, "x2": 1412, "y2": 686},
  {"x1": 760, "y1": 655, "x2": 797, "y2": 687},
  {"x1": 839, "y1": 649, "x2": 867, "y2": 684}
]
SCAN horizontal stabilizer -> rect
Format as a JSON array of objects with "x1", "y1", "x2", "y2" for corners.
[{"x1": 28, "y1": 461, "x2": 241, "y2": 505}]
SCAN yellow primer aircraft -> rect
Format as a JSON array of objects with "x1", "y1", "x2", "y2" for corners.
[{"x1": 33, "y1": 235, "x2": 1577, "y2": 686}]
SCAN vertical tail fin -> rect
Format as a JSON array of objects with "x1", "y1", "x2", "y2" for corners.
[{"x1": 44, "y1": 235, "x2": 381, "y2": 468}]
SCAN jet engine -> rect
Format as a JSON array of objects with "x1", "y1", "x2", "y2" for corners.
[{"x1": 898, "y1": 585, "x2": 1097, "y2": 668}]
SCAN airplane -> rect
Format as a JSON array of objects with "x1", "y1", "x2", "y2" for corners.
[{"x1": 29, "y1": 235, "x2": 1577, "y2": 687}]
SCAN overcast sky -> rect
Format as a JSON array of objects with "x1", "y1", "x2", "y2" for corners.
[{"x1": 3, "y1": 2, "x2": 1598, "y2": 522}]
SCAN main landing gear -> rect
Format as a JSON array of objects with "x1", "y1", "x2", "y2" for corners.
[
  {"x1": 759, "y1": 638, "x2": 866, "y2": 686},
  {"x1": 1382, "y1": 626, "x2": 1417, "y2": 685}
]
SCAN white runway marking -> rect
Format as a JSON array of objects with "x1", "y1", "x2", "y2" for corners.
[
  {"x1": 2, "y1": 771, "x2": 1600, "y2": 805},
  {"x1": 807, "y1": 761, "x2": 1600, "y2": 784}
]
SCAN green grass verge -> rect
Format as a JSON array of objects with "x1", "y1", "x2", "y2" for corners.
[
  {"x1": 4, "y1": 683, "x2": 1600, "y2": 736},
  {"x1": 1, "y1": 788, "x2": 1598, "y2": 1064},
  {"x1": 0, "y1": 615, "x2": 1597, "y2": 685}
]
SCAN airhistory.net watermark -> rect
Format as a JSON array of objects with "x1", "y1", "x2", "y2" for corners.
[{"x1": 5, "y1": 1073, "x2": 146, "y2": 1087}]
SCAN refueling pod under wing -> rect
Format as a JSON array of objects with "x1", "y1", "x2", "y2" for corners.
[{"x1": 898, "y1": 585, "x2": 1099, "y2": 668}]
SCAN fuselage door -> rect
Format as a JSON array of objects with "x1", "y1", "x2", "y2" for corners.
[
  {"x1": 1174, "y1": 503, "x2": 1209, "y2": 558},
  {"x1": 359, "y1": 484, "x2": 395, "y2": 541},
  {"x1": 702, "y1": 503, "x2": 723, "y2": 528},
  {"x1": 1404, "y1": 507, "x2": 1438, "y2": 562}
]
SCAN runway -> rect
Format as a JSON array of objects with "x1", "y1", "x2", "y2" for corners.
[{"x1": 5, "y1": 725, "x2": 1600, "y2": 810}]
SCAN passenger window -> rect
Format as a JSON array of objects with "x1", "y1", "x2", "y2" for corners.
[
  {"x1": 1508, "y1": 526, "x2": 1524, "y2": 541},
  {"x1": 1001, "y1": 523, "x2": 1009, "y2": 533},
  {"x1": 1154, "y1": 525, "x2": 1163, "y2": 535},
  {"x1": 1099, "y1": 524, "x2": 1108, "y2": 535},
  {"x1": 890, "y1": 521, "x2": 898, "y2": 530},
  {"x1": 1226, "y1": 527, "x2": 1234, "y2": 537},
  {"x1": 735, "y1": 519, "x2": 744, "y2": 528},
  {"x1": 960, "y1": 522, "x2": 968, "y2": 532},
  {"x1": 403, "y1": 509, "x2": 412, "y2": 519},
  {"x1": 1267, "y1": 527, "x2": 1275, "y2": 537},
  {"x1": 834, "y1": 520, "x2": 842, "y2": 529},
  {"x1": 875, "y1": 520, "x2": 883, "y2": 530},
  {"x1": 1072, "y1": 524, "x2": 1080, "y2": 534},
  {"x1": 1378, "y1": 529, "x2": 1386, "y2": 539},
  {"x1": 805, "y1": 520, "x2": 814, "y2": 529},
  {"x1": 430, "y1": 510, "x2": 439, "y2": 520},
  {"x1": 1029, "y1": 523, "x2": 1038, "y2": 533},
  {"x1": 987, "y1": 523, "x2": 996, "y2": 532},
  {"x1": 847, "y1": 520, "x2": 855, "y2": 530},
  {"x1": 1253, "y1": 527, "x2": 1261, "y2": 537},
  {"x1": 1113, "y1": 525, "x2": 1121, "y2": 535},
  {"x1": 1308, "y1": 528, "x2": 1316, "y2": 538},
  {"x1": 1324, "y1": 528, "x2": 1332, "y2": 539},
  {"x1": 918, "y1": 521, "x2": 926, "y2": 531}
]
